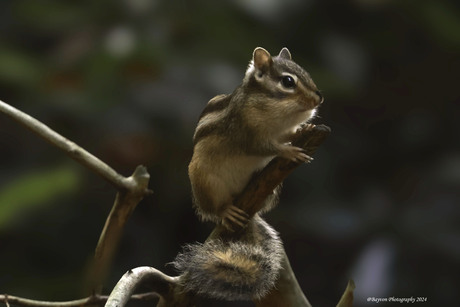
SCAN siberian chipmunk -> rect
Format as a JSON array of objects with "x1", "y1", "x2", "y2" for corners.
[
  {"x1": 174, "y1": 47, "x2": 323, "y2": 302},
  {"x1": 188, "y1": 46, "x2": 323, "y2": 230}
]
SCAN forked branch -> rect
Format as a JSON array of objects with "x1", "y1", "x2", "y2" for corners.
[{"x1": 0, "y1": 100, "x2": 152, "y2": 293}]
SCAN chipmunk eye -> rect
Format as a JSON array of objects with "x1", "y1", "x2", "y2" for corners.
[{"x1": 281, "y1": 75, "x2": 296, "y2": 89}]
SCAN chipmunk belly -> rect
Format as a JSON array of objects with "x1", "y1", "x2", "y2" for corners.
[
  {"x1": 200, "y1": 153, "x2": 273, "y2": 213},
  {"x1": 217, "y1": 154, "x2": 273, "y2": 198}
]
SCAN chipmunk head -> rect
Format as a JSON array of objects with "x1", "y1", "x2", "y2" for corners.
[{"x1": 244, "y1": 47, "x2": 323, "y2": 113}]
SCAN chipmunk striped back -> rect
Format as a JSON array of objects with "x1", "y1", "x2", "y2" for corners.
[{"x1": 192, "y1": 94, "x2": 231, "y2": 146}]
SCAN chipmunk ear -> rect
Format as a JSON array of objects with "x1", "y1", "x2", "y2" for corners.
[
  {"x1": 252, "y1": 47, "x2": 272, "y2": 73},
  {"x1": 278, "y1": 47, "x2": 292, "y2": 60}
]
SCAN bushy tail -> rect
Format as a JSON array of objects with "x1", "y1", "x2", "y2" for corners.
[{"x1": 173, "y1": 217, "x2": 283, "y2": 301}]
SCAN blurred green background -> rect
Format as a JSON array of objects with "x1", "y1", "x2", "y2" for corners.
[{"x1": 0, "y1": 0, "x2": 459, "y2": 306}]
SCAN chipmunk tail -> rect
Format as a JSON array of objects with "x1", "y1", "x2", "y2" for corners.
[{"x1": 173, "y1": 219, "x2": 283, "y2": 301}]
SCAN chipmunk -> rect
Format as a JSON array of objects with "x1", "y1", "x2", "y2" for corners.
[
  {"x1": 174, "y1": 47, "x2": 323, "y2": 301},
  {"x1": 188, "y1": 46, "x2": 323, "y2": 230}
]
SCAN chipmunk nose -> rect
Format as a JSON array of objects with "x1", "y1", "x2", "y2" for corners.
[{"x1": 315, "y1": 91, "x2": 324, "y2": 105}]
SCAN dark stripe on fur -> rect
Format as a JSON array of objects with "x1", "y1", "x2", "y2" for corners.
[{"x1": 198, "y1": 94, "x2": 230, "y2": 121}]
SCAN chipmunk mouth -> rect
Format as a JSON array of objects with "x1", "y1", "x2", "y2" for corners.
[{"x1": 296, "y1": 100, "x2": 317, "y2": 113}]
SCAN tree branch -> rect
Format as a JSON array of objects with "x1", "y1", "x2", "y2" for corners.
[
  {"x1": 86, "y1": 166, "x2": 153, "y2": 293},
  {"x1": 254, "y1": 249, "x2": 313, "y2": 307},
  {"x1": 0, "y1": 100, "x2": 152, "y2": 292},
  {"x1": 105, "y1": 267, "x2": 182, "y2": 307},
  {"x1": 0, "y1": 292, "x2": 159, "y2": 307},
  {"x1": 0, "y1": 100, "x2": 147, "y2": 193}
]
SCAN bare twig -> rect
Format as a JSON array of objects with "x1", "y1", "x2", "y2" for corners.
[
  {"x1": 0, "y1": 292, "x2": 159, "y2": 307},
  {"x1": 105, "y1": 267, "x2": 182, "y2": 307},
  {"x1": 0, "y1": 100, "x2": 146, "y2": 192},
  {"x1": 87, "y1": 166, "x2": 152, "y2": 293},
  {"x1": 0, "y1": 100, "x2": 153, "y2": 292},
  {"x1": 0, "y1": 294, "x2": 107, "y2": 307}
]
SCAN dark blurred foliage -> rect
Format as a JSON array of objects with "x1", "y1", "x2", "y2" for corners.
[{"x1": 0, "y1": 0, "x2": 459, "y2": 306}]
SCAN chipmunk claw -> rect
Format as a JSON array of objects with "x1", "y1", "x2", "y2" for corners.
[
  {"x1": 222, "y1": 205, "x2": 250, "y2": 231},
  {"x1": 279, "y1": 144, "x2": 313, "y2": 163}
]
